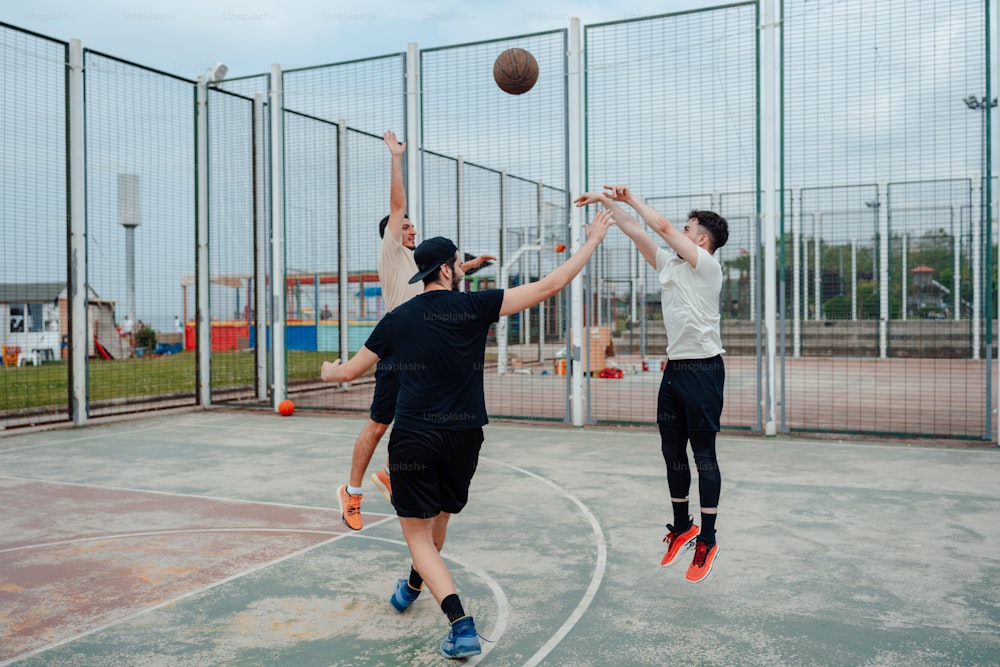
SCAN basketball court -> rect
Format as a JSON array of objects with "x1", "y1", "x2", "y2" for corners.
[{"x1": 2, "y1": 410, "x2": 998, "y2": 665}]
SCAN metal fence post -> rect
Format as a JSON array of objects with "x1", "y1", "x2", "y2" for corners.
[
  {"x1": 269, "y1": 64, "x2": 287, "y2": 408},
  {"x1": 68, "y1": 39, "x2": 87, "y2": 426}
]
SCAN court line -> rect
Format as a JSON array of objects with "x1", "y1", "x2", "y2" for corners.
[
  {"x1": 481, "y1": 456, "x2": 608, "y2": 667},
  {"x1": 0, "y1": 521, "x2": 502, "y2": 666},
  {"x1": 0, "y1": 522, "x2": 400, "y2": 667},
  {"x1": 0, "y1": 423, "x2": 175, "y2": 455},
  {"x1": 356, "y1": 534, "x2": 510, "y2": 666},
  {"x1": 0, "y1": 474, "x2": 390, "y2": 516},
  {"x1": 0, "y1": 524, "x2": 395, "y2": 555},
  {"x1": 171, "y1": 416, "x2": 374, "y2": 437}
]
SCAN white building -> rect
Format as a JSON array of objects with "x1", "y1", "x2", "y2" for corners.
[{"x1": 0, "y1": 282, "x2": 129, "y2": 362}]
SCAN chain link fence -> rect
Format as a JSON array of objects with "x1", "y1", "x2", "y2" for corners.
[{"x1": 0, "y1": 2, "x2": 994, "y2": 441}]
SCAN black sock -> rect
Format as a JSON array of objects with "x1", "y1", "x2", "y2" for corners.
[
  {"x1": 700, "y1": 513, "x2": 717, "y2": 546},
  {"x1": 408, "y1": 567, "x2": 423, "y2": 591},
  {"x1": 672, "y1": 500, "x2": 690, "y2": 530},
  {"x1": 441, "y1": 594, "x2": 465, "y2": 623}
]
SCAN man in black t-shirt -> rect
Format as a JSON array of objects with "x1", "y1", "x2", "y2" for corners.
[{"x1": 321, "y1": 211, "x2": 612, "y2": 658}]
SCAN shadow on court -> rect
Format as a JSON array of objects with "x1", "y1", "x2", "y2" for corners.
[{"x1": 1, "y1": 410, "x2": 998, "y2": 666}]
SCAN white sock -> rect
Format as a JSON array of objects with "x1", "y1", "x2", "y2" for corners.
[{"x1": 347, "y1": 485, "x2": 363, "y2": 496}]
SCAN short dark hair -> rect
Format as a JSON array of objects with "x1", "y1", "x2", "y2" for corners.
[
  {"x1": 422, "y1": 254, "x2": 459, "y2": 286},
  {"x1": 689, "y1": 209, "x2": 728, "y2": 251},
  {"x1": 379, "y1": 214, "x2": 409, "y2": 238}
]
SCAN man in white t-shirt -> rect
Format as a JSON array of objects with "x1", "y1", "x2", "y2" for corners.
[
  {"x1": 337, "y1": 130, "x2": 493, "y2": 532},
  {"x1": 575, "y1": 185, "x2": 728, "y2": 584}
]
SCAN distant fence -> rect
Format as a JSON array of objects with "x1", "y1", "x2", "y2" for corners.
[{"x1": 0, "y1": 0, "x2": 994, "y2": 441}]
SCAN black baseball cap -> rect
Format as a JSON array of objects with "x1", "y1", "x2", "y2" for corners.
[{"x1": 408, "y1": 236, "x2": 459, "y2": 284}]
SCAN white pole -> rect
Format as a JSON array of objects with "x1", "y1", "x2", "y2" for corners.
[
  {"x1": 814, "y1": 216, "x2": 821, "y2": 321},
  {"x1": 270, "y1": 64, "x2": 287, "y2": 407},
  {"x1": 901, "y1": 233, "x2": 908, "y2": 321},
  {"x1": 195, "y1": 77, "x2": 211, "y2": 408},
  {"x1": 792, "y1": 191, "x2": 801, "y2": 357},
  {"x1": 878, "y1": 182, "x2": 889, "y2": 359},
  {"x1": 68, "y1": 39, "x2": 87, "y2": 426},
  {"x1": 803, "y1": 235, "x2": 809, "y2": 324},
  {"x1": 568, "y1": 17, "x2": 585, "y2": 426},
  {"x1": 953, "y1": 206, "x2": 960, "y2": 321},
  {"x1": 500, "y1": 169, "x2": 506, "y2": 297},
  {"x1": 639, "y1": 249, "x2": 648, "y2": 356},
  {"x1": 338, "y1": 119, "x2": 350, "y2": 368},
  {"x1": 537, "y1": 181, "x2": 546, "y2": 362},
  {"x1": 973, "y1": 170, "x2": 982, "y2": 360},
  {"x1": 851, "y1": 239, "x2": 858, "y2": 321},
  {"x1": 497, "y1": 170, "x2": 507, "y2": 374},
  {"x1": 457, "y1": 156, "x2": 464, "y2": 292},
  {"x1": 761, "y1": 0, "x2": 779, "y2": 435},
  {"x1": 406, "y1": 43, "x2": 421, "y2": 231},
  {"x1": 253, "y1": 94, "x2": 268, "y2": 400},
  {"x1": 522, "y1": 240, "x2": 531, "y2": 347},
  {"x1": 630, "y1": 247, "x2": 638, "y2": 330}
]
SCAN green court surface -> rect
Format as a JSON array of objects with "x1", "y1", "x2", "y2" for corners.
[{"x1": 1, "y1": 411, "x2": 998, "y2": 666}]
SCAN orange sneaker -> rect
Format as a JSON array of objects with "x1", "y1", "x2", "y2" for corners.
[
  {"x1": 660, "y1": 520, "x2": 699, "y2": 567},
  {"x1": 372, "y1": 468, "x2": 392, "y2": 503},
  {"x1": 338, "y1": 484, "x2": 363, "y2": 530},
  {"x1": 685, "y1": 541, "x2": 718, "y2": 583}
]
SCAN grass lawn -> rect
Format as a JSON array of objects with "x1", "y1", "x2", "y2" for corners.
[{"x1": 0, "y1": 350, "x2": 340, "y2": 412}]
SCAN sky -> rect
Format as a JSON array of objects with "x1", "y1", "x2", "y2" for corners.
[
  {"x1": 3, "y1": 0, "x2": 995, "y2": 334},
  {"x1": 12, "y1": 0, "x2": 718, "y2": 81}
]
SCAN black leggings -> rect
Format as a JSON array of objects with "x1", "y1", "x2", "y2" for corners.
[{"x1": 659, "y1": 425, "x2": 721, "y2": 508}]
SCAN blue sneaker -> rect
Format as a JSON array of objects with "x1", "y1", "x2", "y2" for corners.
[
  {"x1": 440, "y1": 616, "x2": 481, "y2": 659},
  {"x1": 389, "y1": 577, "x2": 421, "y2": 612}
]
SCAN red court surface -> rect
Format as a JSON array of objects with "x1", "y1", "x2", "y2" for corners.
[{"x1": 0, "y1": 478, "x2": 391, "y2": 663}]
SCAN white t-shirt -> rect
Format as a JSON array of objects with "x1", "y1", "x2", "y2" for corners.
[
  {"x1": 655, "y1": 246, "x2": 725, "y2": 360},
  {"x1": 377, "y1": 229, "x2": 422, "y2": 312}
]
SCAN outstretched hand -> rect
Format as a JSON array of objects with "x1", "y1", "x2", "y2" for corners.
[
  {"x1": 382, "y1": 130, "x2": 405, "y2": 156},
  {"x1": 463, "y1": 254, "x2": 497, "y2": 271},
  {"x1": 584, "y1": 208, "x2": 615, "y2": 244},
  {"x1": 573, "y1": 191, "x2": 608, "y2": 207},
  {"x1": 320, "y1": 359, "x2": 343, "y2": 383},
  {"x1": 602, "y1": 184, "x2": 633, "y2": 202}
]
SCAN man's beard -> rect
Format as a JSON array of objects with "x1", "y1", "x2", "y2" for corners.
[{"x1": 450, "y1": 270, "x2": 461, "y2": 291}]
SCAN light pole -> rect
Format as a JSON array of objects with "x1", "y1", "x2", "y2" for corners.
[
  {"x1": 964, "y1": 95, "x2": 996, "y2": 361},
  {"x1": 965, "y1": 95, "x2": 997, "y2": 198},
  {"x1": 964, "y1": 95, "x2": 997, "y2": 226}
]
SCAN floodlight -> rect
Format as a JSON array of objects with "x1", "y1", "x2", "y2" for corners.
[{"x1": 206, "y1": 62, "x2": 228, "y2": 84}]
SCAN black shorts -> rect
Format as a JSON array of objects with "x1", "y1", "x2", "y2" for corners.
[
  {"x1": 656, "y1": 355, "x2": 725, "y2": 432},
  {"x1": 369, "y1": 357, "x2": 400, "y2": 425},
  {"x1": 387, "y1": 427, "x2": 484, "y2": 519}
]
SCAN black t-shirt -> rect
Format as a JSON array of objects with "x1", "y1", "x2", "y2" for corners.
[{"x1": 364, "y1": 289, "x2": 505, "y2": 430}]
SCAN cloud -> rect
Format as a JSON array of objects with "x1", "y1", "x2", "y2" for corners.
[{"x1": 14, "y1": 0, "x2": 711, "y2": 78}]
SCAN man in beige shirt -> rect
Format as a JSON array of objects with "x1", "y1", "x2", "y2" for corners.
[{"x1": 337, "y1": 130, "x2": 493, "y2": 530}]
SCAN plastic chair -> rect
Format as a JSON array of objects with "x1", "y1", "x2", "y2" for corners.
[
  {"x1": 2, "y1": 345, "x2": 20, "y2": 367},
  {"x1": 18, "y1": 350, "x2": 39, "y2": 366}
]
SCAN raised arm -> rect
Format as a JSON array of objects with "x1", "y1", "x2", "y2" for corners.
[
  {"x1": 461, "y1": 254, "x2": 497, "y2": 273},
  {"x1": 383, "y1": 130, "x2": 407, "y2": 242},
  {"x1": 574, "y1": 190, "x2": 658, "y2": 267},
  {"x1": 321, "y1": 347, "x2": 380, "y2": 383},
  {"x1": 608, "y1": 185, "x2": 701, "y2": 267},
  {"x1": 499, "y1": 209, "x2": 614, "y2": 317}
]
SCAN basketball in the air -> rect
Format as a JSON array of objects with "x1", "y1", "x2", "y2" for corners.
[
  {"x1": 278, "y1": 399, "x2": 295, "y2": 416},
  {"x1": 493, "y1": 48, "x2": 539, "y2": 95}
]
